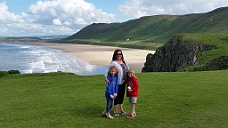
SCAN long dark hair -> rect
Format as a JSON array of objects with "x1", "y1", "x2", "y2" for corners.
[{"x1": 112, "y1": 49, "x2": 125, "y2": 63}]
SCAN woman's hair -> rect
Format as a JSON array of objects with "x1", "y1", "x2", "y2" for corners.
[
  {"x1": 108, "y1": 66, "x2": 118, "y2": 76},
  {"x1": 112, "y1": 49, "x2": 125, "y2": 63}
]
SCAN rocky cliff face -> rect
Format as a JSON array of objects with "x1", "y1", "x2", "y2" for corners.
[{"x1": 142, "y1": 36, "x2": 216, "y2": 72}]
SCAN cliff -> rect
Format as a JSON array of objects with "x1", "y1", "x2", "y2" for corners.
[{"x1": 142, "y1": 34, "x2": 228, "y2": 72}]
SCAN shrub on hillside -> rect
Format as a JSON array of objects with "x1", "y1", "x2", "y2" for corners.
[
  {"x1": 8, "y1": 70, "x2": 21, "y2": 74},
  {"x1": 204, "y1": 56, "x2": 228, "y2": 70},
  {"x1": 0, "y1": 71, "x2": 9, "y2": 77}
]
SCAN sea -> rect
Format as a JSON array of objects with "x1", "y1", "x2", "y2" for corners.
[{"x1": 0, "y1": 43, "x2": 108, "y2": 75}]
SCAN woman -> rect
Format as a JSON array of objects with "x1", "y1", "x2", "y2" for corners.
[{"x1": 105, "y1": 49, "x2": 130, "y2": 116}]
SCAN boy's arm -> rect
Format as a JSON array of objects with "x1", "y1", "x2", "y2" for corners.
[{"x1": 132, "y1": 77, "x2": 140, "y2": 91}]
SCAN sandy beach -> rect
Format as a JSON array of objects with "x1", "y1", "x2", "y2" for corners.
[{"x1": 1, "y1": 42, "x2": 155, "y2": 73}]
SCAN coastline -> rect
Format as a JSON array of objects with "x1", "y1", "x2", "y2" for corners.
[{"x1": 0, "y1": 42, "x2": 155, "y2": 73}]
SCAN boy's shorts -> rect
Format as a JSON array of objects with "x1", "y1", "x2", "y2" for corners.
[{"x1": 128, "y1": 97, "x2": 137, "y2": 104}]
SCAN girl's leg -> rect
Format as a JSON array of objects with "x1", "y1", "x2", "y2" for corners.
[
  {"x1": 106, "y1": 98, "x2": 114, "y2": 119},
  {"x1": 106, "y1": 98, "x2": 112, "y2": 113}
]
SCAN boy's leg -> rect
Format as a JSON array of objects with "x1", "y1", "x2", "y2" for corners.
[
  {"x1": 131, "y1": 97, "x2": 137, "y2": 115},
  {"x1": 127, "y1": 97, "x2": 137, "y2": 118},
  {"x1": 132, "y1": 103, "x2": 136, "y2": 116}
]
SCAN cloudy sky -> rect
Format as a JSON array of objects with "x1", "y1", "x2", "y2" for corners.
[{"x1": 0, "y1": 0, "x2": 227, "y2": 37}]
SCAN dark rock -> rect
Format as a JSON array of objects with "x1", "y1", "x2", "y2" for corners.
[
  {"x1": 142, "y1": 36, "x2": 216, "y2": 72},
  {"x1": 204, "y1": 56, "x2": 228, "y2": 70}
]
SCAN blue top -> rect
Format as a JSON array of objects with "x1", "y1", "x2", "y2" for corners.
[{"x1": 105, "y1": 75, "x2": 118, "y2": 99}]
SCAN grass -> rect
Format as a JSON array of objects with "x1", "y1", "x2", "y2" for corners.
[
  {"x1": 65, "y1": 7, "x2": 228, "y2": 44},
  {"x1": 0, "y1": 71, "x2": 227, "y2": 128},
  {"x1": 178, "y1": 33, "x2": 228, "y2": 68}
]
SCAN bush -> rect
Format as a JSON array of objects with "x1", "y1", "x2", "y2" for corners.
[
  {"x1": 203, "y1": 56, "x2": 228, "y2": 70},
  {"x1": 8, "y1": 70, "x2": 21, "y2": 74},
  {"x1": 0, "y1": 71, "x2": 9, "y2": 77}
]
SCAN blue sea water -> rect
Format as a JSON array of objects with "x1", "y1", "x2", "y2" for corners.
[{"x1": 0, "y1": 43, "x2": 107, "y2": 75}]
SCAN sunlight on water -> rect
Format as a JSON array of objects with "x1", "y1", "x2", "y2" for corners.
[{"x1": 0, "y1": 43, "x2": 107, "y2": 75}]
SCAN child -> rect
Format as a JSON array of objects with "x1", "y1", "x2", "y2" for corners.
[
  {"x1": 126, "y1": 68, "x2": 140, "y2": 118},
  {"x1": 102, "y1": 66, "x2": 118, "y2": 119}
]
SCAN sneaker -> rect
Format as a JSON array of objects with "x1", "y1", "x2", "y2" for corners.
[
  {"x1": 101, "y1": 110, "x2": 106, "y2": 116},
  {"x1": 114, "y1": 112, "x2": 119, "y2": 116},
  {"x1": 106, "y1": 113, "x2": 114, "y2": 119},
  {"x1": 119, "y1": 111, "x2": 127, "y2": 115},
  {"x1": 126, "y1": 114, "x2": 135, "y2": 118}
]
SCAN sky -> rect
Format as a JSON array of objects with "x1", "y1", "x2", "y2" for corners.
[{"x1": 0, "y1": 0, "x2": 227, "y2": 37}]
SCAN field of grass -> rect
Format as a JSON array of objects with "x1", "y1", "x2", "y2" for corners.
[{"x1": 0, "y1": 71, "x2": 227, "y2": 128}]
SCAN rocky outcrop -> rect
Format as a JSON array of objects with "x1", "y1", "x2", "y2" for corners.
[
  {"x1": 203, "y1": 56, "x2": 228, "y2": 70},
  {"x1": 142, "y1": 36, "x2": 216, "y2": 72}
]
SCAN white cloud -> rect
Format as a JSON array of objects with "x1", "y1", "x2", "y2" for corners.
[
  {"x1": 0, "y1": 0, "x2": 116, "y2": 37},
  {"x1": 52, "y1": 18, "x2": 62, "y2": 26},
  {"x1": 0, "y1": 2, "x2": 24, "y2": 23},
  {"x1": 118, "y1": 0, "x2": 228, "y2": 19},
  {"x1": 0, "y1": 0, "x2": 227, "y2": 37},
  {"x1": 27, "y1": 0, "x2": 116, "y2": 25}
]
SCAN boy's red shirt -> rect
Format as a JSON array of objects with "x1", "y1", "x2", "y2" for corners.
[{"x1": 126, "y1": 76, "x2": 140, "y2": 97}]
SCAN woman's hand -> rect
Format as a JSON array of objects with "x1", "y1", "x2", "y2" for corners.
[
  {"x1": 105, "y1": 77, "x2": 109, "y2": 86},
  {"x1": 110, "y1": 95, "x2": 115, "y2": 100}
]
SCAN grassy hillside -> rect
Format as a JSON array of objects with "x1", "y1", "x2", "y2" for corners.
[
  {"x1": 65, "y1": 7, "x2": 228, "y2": 45},
  {"x1": 0, "y1": 71, "x2": 227, "y2": 128},
  {"x1": 174, "y1": 33, "x2": 228, "y2": 71}
]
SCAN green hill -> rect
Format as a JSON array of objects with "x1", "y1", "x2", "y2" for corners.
[
  {"x1": 0, "y1": 71, "x2": 227, "y2": 127},
  {"x1": 65, "y1": 7, "x2": 228, "y2": 44}
]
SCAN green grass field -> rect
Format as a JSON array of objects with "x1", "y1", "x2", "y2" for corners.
[{"x1": 0, "y1": 71, "x2": 227, "y2": 128}]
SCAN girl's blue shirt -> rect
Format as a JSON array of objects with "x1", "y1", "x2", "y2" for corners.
[{"x1": 105, "y1": 75, "x2": 118, "y2": 99}]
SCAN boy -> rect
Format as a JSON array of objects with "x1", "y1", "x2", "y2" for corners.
[{"x1": 126, "y1": 68, "x2": 140, "y2": 118}]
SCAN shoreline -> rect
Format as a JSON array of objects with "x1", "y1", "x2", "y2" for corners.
[{"x1": 1, "y1": 41, "x2": 155, "y2": 73}]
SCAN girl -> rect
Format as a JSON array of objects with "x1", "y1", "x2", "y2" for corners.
[{"x1": 102, "y1": 66, "x2": 118, "y2": 119}]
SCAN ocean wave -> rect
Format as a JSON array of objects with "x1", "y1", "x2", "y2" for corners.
[{"x1": 0, "y1": 43, "x2": 107, "y2": 75}]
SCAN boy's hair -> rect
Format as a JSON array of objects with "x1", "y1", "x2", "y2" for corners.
[
  {"x1": 127, "y1": 68, "x2": 135, "y2": 74},
  {"x1": 108, "y1": 66, "x2": 118, "y2": 76}
]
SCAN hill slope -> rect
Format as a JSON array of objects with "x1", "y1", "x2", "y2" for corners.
[{"x1": 66, "y1": 7, "x2": 228, "y2": 43}]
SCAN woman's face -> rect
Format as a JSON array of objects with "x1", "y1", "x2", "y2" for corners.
[{"x1": 116, "y1": 51, "x2": 122, "y2": 60}]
